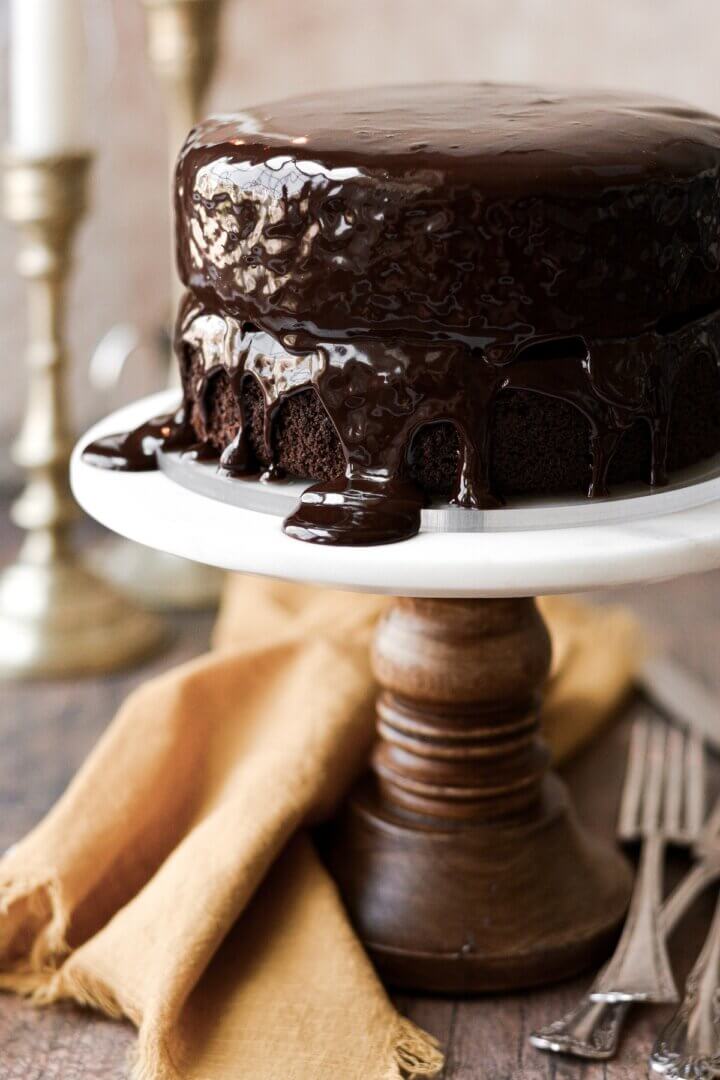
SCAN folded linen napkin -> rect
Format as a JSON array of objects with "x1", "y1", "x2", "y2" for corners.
[{"x1": 0, "y1": 578, "x2": 642, "y2": 1080}]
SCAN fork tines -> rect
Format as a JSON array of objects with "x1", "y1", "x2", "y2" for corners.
[{"x1": 618, "y1": 710, "x2": 705, "y2": 846}]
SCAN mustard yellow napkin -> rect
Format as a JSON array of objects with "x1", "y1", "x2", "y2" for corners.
[{"x1": 0, "y1": 579, "x2": 642, "y2": 1080}]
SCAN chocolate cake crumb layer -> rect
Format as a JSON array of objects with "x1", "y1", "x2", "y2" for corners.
[{"x1": 179, "y1": 318, "x2": 720, "y2": 498}]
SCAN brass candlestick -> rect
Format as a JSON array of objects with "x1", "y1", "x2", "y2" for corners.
[
  {"x1": 144, "y1": 0, "x2": 223, "y2": 334},
  {"x1": 88, "y1": 0, "x2": 224, "y2": 612},
  {"x1": 0, "y1": 153, "x2": 166, "y2": 678}
]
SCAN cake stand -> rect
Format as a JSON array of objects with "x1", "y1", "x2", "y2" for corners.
[{"x1": 71, "y1": 391, "x2": 720, "y2": 993}]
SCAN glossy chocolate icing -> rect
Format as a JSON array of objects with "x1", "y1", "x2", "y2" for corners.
[
  {"x1": 85, "y1": 84, "x2": 720, "y2": 544},
  {"x1": 82, "y1": 408, "x2": 196, "y2": 470},
  {"x1": 175, "y1": 83, "x2": 720, "y2": 346}
]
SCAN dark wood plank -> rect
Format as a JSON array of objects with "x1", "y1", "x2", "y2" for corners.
[
  {"x1": 1, "y1": 503, "x2": 720, "y2": 1078},
  {"x1": 0, "y1": 1001, "x2": 133, "y2": 1080}
]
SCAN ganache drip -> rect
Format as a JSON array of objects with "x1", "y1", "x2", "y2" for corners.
[
  {"x1": 81, "y1": 295, "x2": 720, "y2": 546},
  {"x1": 82, "y1": 407, "x2": 197, "y2": 471}
]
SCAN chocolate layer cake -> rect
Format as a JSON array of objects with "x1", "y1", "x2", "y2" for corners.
[{"x1": 87, "y1": 83, "x2": 720, "y2": 544}]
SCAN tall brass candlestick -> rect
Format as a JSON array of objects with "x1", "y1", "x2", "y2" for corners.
[
  {"x1": 88, "y1": 0, "x2": 224, "y2": 612},
  {"x1": 0, "y1": 154, "x2": 165, "y2": 678},
  {"x1": 144, "y1": 0, "x2": 223, "y2": 333}
]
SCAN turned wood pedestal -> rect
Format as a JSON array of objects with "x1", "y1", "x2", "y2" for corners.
[{"x1": 326, "y1": 596, "x2": 633, "y2": 993}]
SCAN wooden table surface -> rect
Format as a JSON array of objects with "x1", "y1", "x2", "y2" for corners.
[{"x1": 1, "y1": 504, "x2": 719, "y2": 1079}]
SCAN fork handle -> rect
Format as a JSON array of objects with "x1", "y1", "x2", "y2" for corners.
[
  {"x1": 650, "y1": 888, "x2": 720, "y2": 1077},
  {"x1": 529, "y1": 997, "x2": 629, "y2": 1060},
  {"x1": 591, "y1": 834, "x2": 678, "y2": 1004},
  {"x1": 531, "y1": 856, "x2": 720, "y2": 1061},
  {"x1": 661, "y1": 855, "x2": 720, "y2": 933}
]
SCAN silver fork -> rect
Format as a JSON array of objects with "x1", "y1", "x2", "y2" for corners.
[
  {"x1": 530, "y1": 712, "x2": 707, "y2": 1060},
  {"x1": 530, "y1": 802, "x2": 720, "y2": 1060},
  {"x1": 591, "y1": 714, "x2": 705, "y2": 1004},
  {"x1": 650, "y1": 887, "x2": 720, "y2": 1076}
]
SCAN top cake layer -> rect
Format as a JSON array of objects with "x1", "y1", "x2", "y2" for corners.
[{"x1": 176, "y1": 83, "x2": 720, "y2": 349}]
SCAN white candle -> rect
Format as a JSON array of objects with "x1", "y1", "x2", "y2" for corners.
[{"x1": 9, "y1": 0, "x2": 90, "y2": 157}]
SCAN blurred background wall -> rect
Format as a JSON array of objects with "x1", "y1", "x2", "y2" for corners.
[{"x1": 0, "y1": 0, "x2": 719, "y2": 482}]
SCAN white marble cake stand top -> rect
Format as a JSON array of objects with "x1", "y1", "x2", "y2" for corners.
[{"x1": 71, "y1": 392, "x2": 720, "y2": 598}]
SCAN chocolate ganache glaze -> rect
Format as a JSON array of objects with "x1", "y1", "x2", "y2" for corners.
[
  {"x1": 85, "y1": 83, "x2": 720, "y2": 545},
  {"x1": 82, "y1": 409, "x2": 196, "y2": 471}
]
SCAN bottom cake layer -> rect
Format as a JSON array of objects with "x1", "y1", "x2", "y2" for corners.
[{"x1": 180, "y1": 348, "x2": 720, "y2": 500}]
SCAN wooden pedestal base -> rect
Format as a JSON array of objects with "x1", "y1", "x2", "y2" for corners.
[{"x1": 325, "y1": 597, "x2": 632, "y2": 992}]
